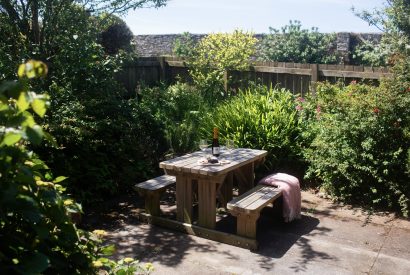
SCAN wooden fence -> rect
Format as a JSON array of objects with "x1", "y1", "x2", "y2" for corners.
[{"x1": 116, "y1": 57, "x2": 391, "y2": 96}]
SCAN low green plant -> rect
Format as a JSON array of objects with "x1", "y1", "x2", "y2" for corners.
[
  {"x1": 199, "y1": 86, "x2": 303, "y2": 174},
  {"x1": 90, "y1": 230, "x2": 154, "y2": 275},
  {"x1": 302, "y1": 81, "x2": 410, "y2": 216}
]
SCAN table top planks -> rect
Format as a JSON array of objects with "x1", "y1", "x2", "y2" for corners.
[{"x1": 160, "y1": 148, "x2": 268, "y2": 176}]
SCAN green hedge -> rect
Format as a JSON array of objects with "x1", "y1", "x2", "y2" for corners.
[{"x1": 302, "y1": 81, "x2": 410, "y2": 216}]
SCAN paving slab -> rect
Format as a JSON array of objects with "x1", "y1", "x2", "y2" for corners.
[{"x1": 91, "y1": 190, "x2": 410, "y2": 275}]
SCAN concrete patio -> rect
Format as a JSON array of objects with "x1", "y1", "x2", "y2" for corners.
[{"x1": 88, "y1": 190, "x2": 410, "y2": 275}]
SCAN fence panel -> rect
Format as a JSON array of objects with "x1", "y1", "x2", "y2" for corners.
[{"x1": 116, "y1": 57, "x2": 391, "y2": 96}]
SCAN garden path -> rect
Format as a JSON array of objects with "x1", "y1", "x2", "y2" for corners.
[{"x1": 83, "y1": 189, "x2": 410, "y2": 275}]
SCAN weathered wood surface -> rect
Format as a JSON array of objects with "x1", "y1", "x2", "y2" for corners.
[
  {"x1": 227, "y1": 185, "x2": 282, "y2": 239},
  {"x1": 160, "y1": 148, "x2": 267, "y2": 229},
  {"x1": 138, "y1": 212, "x2": 258, "y2": 250},
  {"x1": 160, "y1": 148, "x2": 268, "y2": 177},
  {"x1": 134, "y1": 175, "x2": 176, "y2": 216},
  {"x1": 176, "y1": 175, "x2": 193, "y2": 224},
  {"x1": 227, "y1": 185, "x2": 282, "y2": 214},
  {"x1": 134, "y1": 175, "x2": 176, "y2": 192},
  {"x1": 118, "y1": 57, "x2": 392, "y2": 96}
]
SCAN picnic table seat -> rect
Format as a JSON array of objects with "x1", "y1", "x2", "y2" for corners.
[
  {"x1": 134, "y1": 175, "x2": 176, "y2": 216},
  {"x1": 227, "y1": 184, "x2": 282, "y2": 239}
]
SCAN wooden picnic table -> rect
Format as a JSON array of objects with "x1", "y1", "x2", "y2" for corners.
[{"x1": 159, "y1": 148, "x2": 267, "y2": 229}]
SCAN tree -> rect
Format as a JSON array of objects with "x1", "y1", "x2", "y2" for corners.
[
  {"x1": 0, "y1": 0, "x2": 165, "y2": 51},
  {"x1": 0, "y1": 0, "x2": 169, "y2": 203},
  {"x1": 352, "y1": 0, "x2": 410, "y2": 65},
  {"x1": 99, "y1": 15, "x2": 134, "y2": 55}
]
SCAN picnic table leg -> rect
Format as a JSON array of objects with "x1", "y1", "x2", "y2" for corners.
[
  {"x1": 235, "y1": 162, "x2": 255, "y2": 195},
  {"x1": 233, "y1": 211, "x2": 260, "y2": 239},
  {"x1": 176, "y1": 176, "x2": 193, "y2": 224},
  {"x1": 145, "y1": 192, "x2": 161, "y2": 216},
  {"x1": 217, "y1": 171, "x2": 233, "y2": 209},
  {"x1": 197, "y1": 179, "x2": 217, "y2": 229}
]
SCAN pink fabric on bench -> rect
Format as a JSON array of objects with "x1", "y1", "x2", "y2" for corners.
[{"x1": 258, "y1": 173, "x2": 301, "y2": 222}]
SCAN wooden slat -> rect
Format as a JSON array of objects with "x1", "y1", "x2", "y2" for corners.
[
  {"x1": 134, "y1": 60, "x2": 160, "y2": 67},
  {"x1": 319, "y1": 69, "x2": 391, "y2": 79},
  {"x1": 227, "y1": 185, "x2": 282, "y2": 214},
  {"x1": 167, "y1": 60, "x2": 188, "y2": 67},
  {"x1": 159, "y1": 148, "x2": 268, "y2": 177},
  {"x1": 138, "y1": 212, "x2": 258, "y2": 250},
  {"x1": 134, "y1": 175, "x2": 176, "y2": 191},
  {"x1": 253, "y1": 66, "x2": 311, "y2": 76}
]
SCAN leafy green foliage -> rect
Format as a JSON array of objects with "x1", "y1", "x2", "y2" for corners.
[
  {"x1": 0, "y1": 61, "x2": 99, "y2": 274},
  {"x1": 302, "y1": 81, "x2": 410, "y2": 216},
  {"x1": 173, "y1": 32, "x2": 197, "y2": 58},
  {"x1": 259, "y1": 20, "x2": 340, "y2": 64},
  {"x1": 199, "y1": 86, "x2": 303, "y2": 174},
  {"x1": 1, "y1": 2, "x2": 166, "y2": 204},
  {"x1": 353, "y1": 0, "x2": 410, "y2": 65},
  {"x1": 352, "y1": 40, "x2": 391, "y2": 66},
  {"x1": 185, "y1": 30, "x2": 257, "y2": 99},
  {"x1": 139, "y1": 82, "x2": 208, "y2": 156}
]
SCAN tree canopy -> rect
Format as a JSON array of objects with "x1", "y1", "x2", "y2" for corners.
[{"x1": 0, "y1": 0, "x2": 165, "y2": 61}]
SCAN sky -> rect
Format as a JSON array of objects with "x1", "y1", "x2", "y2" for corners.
[{"x1": 124, "y1": 0, "x2": 387, "y2": 35}]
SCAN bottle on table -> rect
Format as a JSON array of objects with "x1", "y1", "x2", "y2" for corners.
[{"x1": 212, "y1": 127, "x2": 220, "y2": 157}]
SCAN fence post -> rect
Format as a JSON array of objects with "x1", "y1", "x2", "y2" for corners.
[
  {"x1": 310, "y1": 63, "x2": 319, "y2": 96},
  {"x1": 158, "y1": 56, "x2": 169, "y2": 83}
]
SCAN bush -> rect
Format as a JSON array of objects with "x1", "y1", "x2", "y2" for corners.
[
  {"x1": 18, "y1": 5, "x2": 166, "y2": 204},
  {"x1": 199, "y1": 86, "x2": 303, "y2": 175},
  {"x1": 259, "y1": 20, "x2": 340, "y2": 64},
  {"x1": 0, "y1": 61, "x2": 100, "y2": 274},
  {"x1": 302, "y1": 81, "x2": 410, "y2": 216},
  {"x1": 186, "y1": 30, "x2": 257, "y2": 100}
]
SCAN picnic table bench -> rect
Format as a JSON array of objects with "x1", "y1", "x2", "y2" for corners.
[
  {"x1": 227, "y1": 184, "x2": 282, "y2": 240},
  {"x1": 134, "y1": 175, "x2": 176, "y2": 216}
]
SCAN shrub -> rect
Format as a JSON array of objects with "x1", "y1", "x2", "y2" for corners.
[
  {"x1": 10, "y1": 5, "x2": 166, "y2": 204},
  {"x1": 186, "y1": 30, "x2": 257, "y2": 100},
  {"x1": 0, "y1": 61, "x2": 100, "y2": 274},
  {"x1": 259, "y1": 20, "x2": 340, "y2": 64},
  {"x1": 302, "y1": 81, "x2": 410, "y2": 216},
  {"x1": 199, "y1": 86, "x2": 303, "y2": 175}
]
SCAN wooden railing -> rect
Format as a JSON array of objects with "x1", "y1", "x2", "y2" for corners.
[{"x1": 116, "y1": 57, "x2": 391, "y2": 96}]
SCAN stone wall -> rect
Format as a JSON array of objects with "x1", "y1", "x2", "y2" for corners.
[{"x1": 133, "y1": 32, "x2": 382, "y2": 64}]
